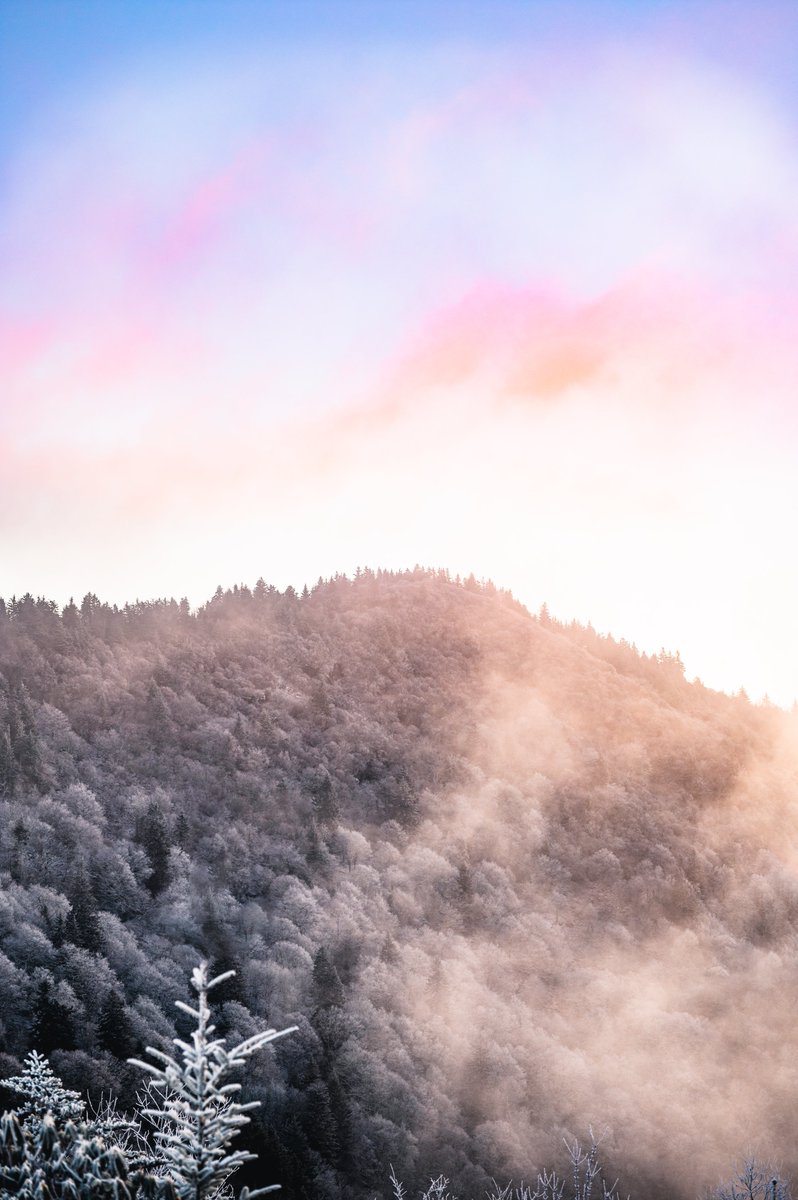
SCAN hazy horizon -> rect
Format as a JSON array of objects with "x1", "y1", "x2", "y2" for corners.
[{"x1": 3, "y1": 1, "x2": 798, "y2": 701}]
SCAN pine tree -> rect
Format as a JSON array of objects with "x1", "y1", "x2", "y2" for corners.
[
  {"x1": 97, "y1": 989, "x2": 137, "y2": 1058},
  {"x1": 174, "y1": 812, "x2": 190, "y2": 849},
  {"x1": 311, "y1": 949, "x2": 344, "y2": 1009},
  {"x1": 30, "y1": 980, "x2": 76, "y2": 1055},
  {"x1": 130, "y1": 962, "x2": 297, "y2": 1200},
  {"x1": 303, "y1": 1080, "x2": 339, "y2": 1163},
  {"x1": 7, "y1": 681, "x2": 41, "y2": 785},
  {"x1": 0, "y1": 1108, "x2": 171, "y2": 1200},
  {"x1": 64, "y1": 868, "x2": 102, "y2": 952},
  {"x1": 0, "y1": 728, "x2": 15, "y2": 796},
  {"x1": 2, "y1": 1051, "x2": 84, "y2": 1126},
  {"x1": 138, "y1": 801, "x2": 171, "y2": 896}
]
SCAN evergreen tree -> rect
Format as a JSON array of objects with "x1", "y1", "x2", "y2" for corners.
[
  {"x1": 61, "y1": 597, "x2": 79, "y2": 628},
  {"x1": 130, "y1": 962, "x2": 297, "y2": 1200},
  {"x1": 8, "y1": 683, "x2": 40, "y2": 786},
  {"x1": 305, "y1": 824, "x2": 329, "y2": 873},
  {"x1": 146, "y1": 682, "x2": 173, "y2": 746},
  {"x1": 64, "y1": 869, "x2": 102, "y2": 952},
  {"x1": 41, "y1": 905, "x2": 66, "y2": 949},
  {"x1": 174, "y1": 812, "x2": 190, "y2": 849},
  {"x1": 30, "y1": 981, "x2": 76, "y2": 1055},
  {"x1": 304, "y1": 766, "x2": 338, "y2": 825},
  {"x1": 139, "y1": 800, "x2": 171, "y2": 896},
  {"x1": 0, "y1": 1108, "x2": 174, "y2": 1200},
  {"x1": 311, "y1": 949, "x2": 344, "y2": 1010},
  {"x1": 303, "y1": 1081, "x2": 339, "y2": 1164},
  {"x1": 0, "y1": 729, "x2": 15, "y2": 796},
  {"x1": 2, "y1": 1051, "x2": 84, "y2": 1125},
  {"x1": 205, "y1": 946, "x2": 245, "y2": 1009},
  {"x1": 97, "y1": 989, "x2": 136, "y2": 1059}
]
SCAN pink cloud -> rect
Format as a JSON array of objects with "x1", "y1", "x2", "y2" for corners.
[
  {"x1": 0, "y1": 316, "x2": 58, "y2": 375},
  {"x1": 2, "y1": 272, "x2": 779, "y2": 508},
  {"x1": 371, "y1": 272, "x2": 798, "y2": 424},
  {"x1": 4, "y1": 269, "x2": 796, "y2": 510},
  {"x1": 3, "y1": 268, "x2": 798, "y2": 708},
  {"x1": 151, "y1": 136, "x2": 275, "y2": 272}
]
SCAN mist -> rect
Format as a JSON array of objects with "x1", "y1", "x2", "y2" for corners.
[
  {"x1": 0, "y1": 573, "x2": 795, "y2": 1199},
  {"x1": 321, "y1": 589, "x2": 798, "y2": 1197}
]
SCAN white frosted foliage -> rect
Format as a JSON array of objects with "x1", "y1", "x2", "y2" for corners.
[
  {"x1": 3, "y1": 1050, "x2": 85, "y2": 1125},
  {"x1": 129, "y1": 961, "x2": 297, "y2": 1200}
]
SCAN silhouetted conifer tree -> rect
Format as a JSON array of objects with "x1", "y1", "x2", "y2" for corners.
[
  {"x1": 64, "y1": 869, "x2": 102, "y2": 952},
  {"x1": 30, "y1": 982, "x2": 76, "y2": 1055},
  {"x1": 138, "y1": 800, "x2": 171, "y2": 896},
  {"x1": 304, "y1": 1080, "x2": 340, "y2": 1162},
  {"x1": 97, "y1": 990, "x2": 136, "y2": 1059},
  {"x1": 312, "y1": 949, "x2": 344, "y2": 1010},
  {"x1": 0, "y1": 729, "x2": 15, "y2": 796}
]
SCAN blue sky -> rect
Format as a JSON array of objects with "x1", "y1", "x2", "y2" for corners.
[{"x1": 4, "y1": 1, "x2": 798, "y2": 704}]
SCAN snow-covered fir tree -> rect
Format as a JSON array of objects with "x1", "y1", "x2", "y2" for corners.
[
  {"x1": 3, "y1": 1051, "x2": 84, "y2": 1126},
  {"x1": 0, "y1": 964, "x2": 296, "y2": 1199},
  {"x1": 130, "y1": 961, "x2": 297, "y2": 1200}
]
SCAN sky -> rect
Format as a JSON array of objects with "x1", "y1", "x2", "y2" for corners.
[{"x1": 2, "y1": 0, "x2": 798, "y2": 704}]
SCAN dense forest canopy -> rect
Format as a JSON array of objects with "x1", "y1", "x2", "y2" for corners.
[{"x1": 0, "y1": 568, "x2": 796, "y2": 1200}]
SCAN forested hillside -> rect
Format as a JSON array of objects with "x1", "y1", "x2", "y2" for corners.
[{"x1": 0, "y1": 569, "x2": 796, "y2": 1200}]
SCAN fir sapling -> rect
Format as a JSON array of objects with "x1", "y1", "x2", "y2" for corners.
[
  {"x1": 2, "y1": 1050, "x2": 85, "y2": 1127},
  {"x1": 129, "y1": 961, "x2": 297, "y2": 1200}
]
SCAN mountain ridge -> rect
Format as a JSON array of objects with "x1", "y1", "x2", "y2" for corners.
[{"x1": 0, "y1": 568, "x2": 795, "y2": 1200}]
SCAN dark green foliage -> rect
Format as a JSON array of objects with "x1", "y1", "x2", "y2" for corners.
[
  {"x1": 303, "y1": 1080, "x2": 340, "y2": 1162},
  {"x1": 0, "y1": 676, "x2": 40, "y2": 793},
  {"x1": 129, "y1": 962, "x2": 295, "y2": 1200},
  {"x1": 204, "y1": 951, "x2": 244, "y2": 1008},
  {"x1": 11, "y1": 720, "x2": 40, "y2": 788},
  {"x1": 173, "y1": 812, "x2": 190, "y2": 849},
  {"x1": 303, "y1": 765, "x2": 339, "y2": 826},
  {"x1": 41, "y1": 906, "x2": 66, "y2": 949}
]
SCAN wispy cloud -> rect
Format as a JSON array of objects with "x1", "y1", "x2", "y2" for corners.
[{"x1": 3, "y1": 14, "x2": 798, "y2": 698}]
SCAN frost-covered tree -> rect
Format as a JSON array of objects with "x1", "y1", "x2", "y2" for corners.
[
  {"x1": 0, "y1": 1058, "x2": 169, "y2": 1199},
  {"x1": 130, "y1": 962, "x2": 297, "y2": 1200},
  {"x1": 1, "y1": 968, "x2": 297, "y2": 1198},
  {"x1": 708, "y1": 1158, "x2": 789, "y2": 1200},
  {"x1": 0, "y1": 1108, "x2": 174, "y2": 1200},
  {"x1": 392, "y1": 1133, "x2": 628, "y2": 1200},
  {"x1": 488, "y1": 1133, "x2": 626, "y2": 1200},
  {"x1": 2, "y1": 1050, "x2": 85, "y2": 1126},
  {"x1": 2, "y1": 1050, "x2": 151, "y2": 1167},
  {"x1": 87, "y1": 1094, "x2": 153, "y2": 1171}
]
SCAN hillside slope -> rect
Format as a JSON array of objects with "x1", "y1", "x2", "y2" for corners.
[{"x1": 0, "y1": 570, "x2": 796, "y2": 1200}]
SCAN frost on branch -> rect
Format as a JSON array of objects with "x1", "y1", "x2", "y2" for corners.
[
  {"x1": 707, "y1": 1157, "x2": 790, "y2": 1200},
  {"x1": 2, "y1": 1050, "x2": 85, "y2": 1127},
  {"x1": 488, "y1": 1132, "x2": 626, "y2": 1200},
  {"x1": 391, "y1": 1131, "x2": 628, "y2": 1200},
  {"x1": 0, "y1": 1107, "x2": 175, "y2": 1200},
  {"x1": 129, "y1": 961, "x2": 297, "y2": 1200}
]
